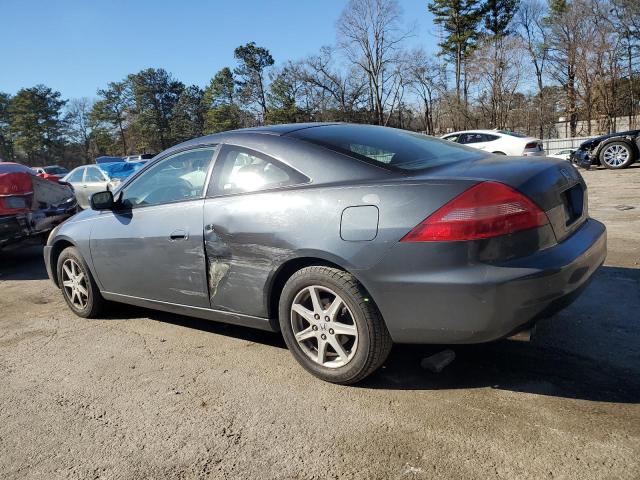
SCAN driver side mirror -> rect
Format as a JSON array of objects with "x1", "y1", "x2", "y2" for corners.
[{"x1": 90, "y1": 190, "x2": 114, "y2": 210}]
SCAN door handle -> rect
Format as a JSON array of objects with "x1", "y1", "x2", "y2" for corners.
[{"x1": 169, "y1": 229, "x2": 189, "y2": 241}]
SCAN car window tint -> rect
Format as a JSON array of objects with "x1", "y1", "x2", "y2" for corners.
[
  {"x1": 85, "y1": 167, "x2": 105, "y2": 182},
  {"x1": 348, "y1": 144, "x2": 394, "y2": 164},
  {"x1": 483, "y1": 134, "x2": 499, "y2": 142},
  {"x1": 443, "y1": 135, "x2": 459, "y2": 142},
  {"x1": 209, "y1": 146, "x2": 308, "y2": 196},
  {"x1": 121, "y1": 147, "x2": 215, "y2": 208},
  {"x1": 67, "y1": 168, "x2": 84, "y2": 182}
]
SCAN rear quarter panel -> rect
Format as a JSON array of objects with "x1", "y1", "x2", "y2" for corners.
[{"x1": 202, "y1": 179, "x2": 475, "y2": 318}]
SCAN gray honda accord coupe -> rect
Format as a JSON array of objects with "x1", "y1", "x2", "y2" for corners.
[{"x1": 44, "y1": 123, "x2": 607, "y2": 384}]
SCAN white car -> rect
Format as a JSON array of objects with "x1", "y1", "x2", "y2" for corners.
[
  {"x1": 547, "y1": 149, "x2": 575, "y2": 161},
  {"x1": 441, "y1": 130, "x2": 545, "y2": 157}
]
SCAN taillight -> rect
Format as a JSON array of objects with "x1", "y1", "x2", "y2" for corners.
[
  {"x1": 401, "y1": 181, "x2": 548, "y2": 242},
  {"x1": 524, "y1": 142, "x2": 538, "y2": 150}
]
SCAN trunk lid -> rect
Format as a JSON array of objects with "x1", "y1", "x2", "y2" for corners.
[{"x1": 414, "y1": 156, "x2": 588, "y2": 242}]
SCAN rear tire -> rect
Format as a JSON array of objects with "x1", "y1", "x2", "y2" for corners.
[
  {"x1": 279, "y1": 266, "x2": 392, "y2": 384},
  {"x1": 57, "y1": 246, "x2": 106, "y2": 318},
  {"x1": 599, "y1": 141, "x2": 636, "y2": 169}
]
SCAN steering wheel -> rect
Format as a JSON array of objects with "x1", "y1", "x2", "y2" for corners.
[{"x1": 145, "y1": 179, "x2": 193, "y2": 204}]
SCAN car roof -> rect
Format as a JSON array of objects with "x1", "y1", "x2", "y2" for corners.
[
  {"x1": 444, "y1": 130, "x2": 506, "y2": 135},
  {"x1": 159, "y1": 123, "x2": 351, "y2": 158},
  {"x1": 230, "y1": 122, "x2": 341, "y2": 136}
]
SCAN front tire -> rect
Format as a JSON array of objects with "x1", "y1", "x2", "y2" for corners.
[
  {"x1": 599, "y1": 141, "x2": 636, "y2": 169},
  {"x1": 57, "y1": 246, "x2": 106, "y2": 318},
  {"x1": 279, "y1": 266, "x2": 392, "y2": 384}
]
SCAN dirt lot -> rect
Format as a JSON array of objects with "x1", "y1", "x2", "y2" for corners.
[{"x1": 1, "y1": 165, "x2": 639, "y2": 480}]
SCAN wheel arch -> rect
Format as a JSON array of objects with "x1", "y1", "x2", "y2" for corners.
[
  {"x1": 49, "y1": 237, "x2": 78, "y2": 287},
  {"x1": 265, "y1": 254, "x2": 375, "y2": 325},
  {"x1": 595, "y1": 136, "x2": 639, "y2": 164}
]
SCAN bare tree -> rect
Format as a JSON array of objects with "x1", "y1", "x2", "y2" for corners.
[
  {"x1": 337, "y1": 0, "x2": 412, "y2": 125},
  {"x1": 299, "y1": 47, "x2": 368, "y2": 120},
  {"x1": 545, "y1": 0, "x2": 592, "y2": 137},
  {"x1": 610, "y1": 0, "x2": 640, "y2": 129},
  {"x1": 515, "y1": 0, "x2": 549, "y2": 138},
  {"x1": 406, "y1": 49, "x2": 441, "y2": 134},
  {"x1": 468, "y1": 36, "x2": 525, "y2": 129},
  {"x1": 65, "y1": 98, "x2": 94, "y2": 162}
]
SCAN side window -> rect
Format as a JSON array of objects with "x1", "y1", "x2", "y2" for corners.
[
  {"x1": 120, "y1": 147, "x2": 215, "y2": 208},
  {"x1": 483, "y1": 134, "x2": 499, "y2": 142},
  {"x1": 443, "y1": 135, "x2": 459, "y2": 142},
  {"x1": 460, "y1": 133, "x2": 484, "y2": 144},
  {"x1": 85, "y1": 167, "x2": 106, "y2": 182},
  {"x1": 208, "y1": 146, "x2": 308, "y2": 196},
  {"x1": 67, "y1": 168, "x2": 84, "y2": 182}
]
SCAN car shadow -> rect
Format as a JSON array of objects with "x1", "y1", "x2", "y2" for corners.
[
  {"x1": 4, "y1": 244, "x2": 638, "y2": 403},
  {"x1": 104, "y1": 303, "x2": 288, "y2": 350},
  {"x1": 360, "y1": 265, "x2": 640, "y2": 404},
  {"x1": 0, "y1": 242, "x2": 49, "y2": 281},
  {"x1": 105, "y1": 266, "x2": 640, "y2": 404}
]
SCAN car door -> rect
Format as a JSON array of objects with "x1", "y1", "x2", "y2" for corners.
[
  {"x1": 82, "y1": 166, "x2": 109, "y2": 205},
  {"x1": 459, "y1": 132, "x2": 490, "y2": 151},
  {"x1": 202, "y1": 145, "x2": 310, "y2": 317},
  {"x1": 89, "y1": 146, "x2": 217, "y2": 307},
  {"x1": 64, "y1": 167, "x2": 87, "y2": 207},
  {"x1": 481, "y1": 134, "x2": 501, "y2": 152}
]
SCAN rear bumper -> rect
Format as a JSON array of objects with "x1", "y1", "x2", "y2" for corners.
[
  {"x1": 361, "y1": 218, "x2": 607, "y2": 344},
  {"x1": 523, "y1": 150, "x2": 546, "y2": 157}
]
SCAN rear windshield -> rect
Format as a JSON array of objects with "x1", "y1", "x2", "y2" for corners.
[
  {"x1": 497, "y1": 130, "x2": 527, "y2": 138},
  {"x1": 44, "y1": 166, "x2": 67, "y2": 174},
  {"x1": 289, "y1": 124, "x2": 484, "y2": 171}
]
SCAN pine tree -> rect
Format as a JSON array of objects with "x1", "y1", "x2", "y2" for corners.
[
  {"x1": 170, "y1": 86, "x2": 206, "y2": 143},
  {"x1": 0, "y1": 92, "x2": 13, "y2": 160},
  {"x1": 427, "y1": 0, "x2": 484, "y2": 110},
  {"x1": 203, "y1": 67, "x2": 243, "y2": 133},
  {"x1": 233, "y1": 42, "x2": 274, "y2": 119},
  {"x1": 8, "y1": 85, "x2": 66, "y2": 163}
]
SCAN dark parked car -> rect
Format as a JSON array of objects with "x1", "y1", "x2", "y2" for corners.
[
  {"x1": 44, "y1": 123, "x2": 606, "y2": 384},
  {"x1": 33, "y1": 165, "x2": 69, "y2": 176},
  {"x1": 572, "y1": 130, "x2": 640, "y2": 169}
]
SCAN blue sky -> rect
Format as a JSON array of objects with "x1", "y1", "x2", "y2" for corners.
[{"x1": 2, "y1": 0, "x2": 438, "y2": 100}]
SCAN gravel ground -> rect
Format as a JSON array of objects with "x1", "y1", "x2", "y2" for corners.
[{"x1": 1, "y1": 164, "x2": 639, "y2": 480}]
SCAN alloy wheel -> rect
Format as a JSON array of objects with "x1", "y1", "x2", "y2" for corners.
[
  {"x1": 602, "y1": 144, "x2": 630, "y2": 167},
  {"x1": 61, "y1": 258, "x2": 89, "y2": 310},
  {"x1": 290, "y1": 285, "x2": 358, "y2": 368}
]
